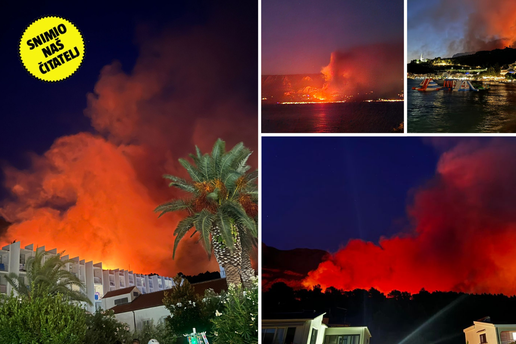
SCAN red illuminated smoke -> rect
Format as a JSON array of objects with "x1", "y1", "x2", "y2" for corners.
[{"x1": 304, "y1": 139, "x2": 516, "y2": 295}]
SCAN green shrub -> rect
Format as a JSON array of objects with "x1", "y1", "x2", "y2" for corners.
[
  {"x1": 211, "y1": 276, "x2": 258, "y2": 344},
  {"x1": 132, "y1": 320, "x2": 174, "y2": 344},
  {"x1": 0, "y1": 293, "x2": 87, "y2": 343},
  {"x1": 85, "y1": 308, "x2": 131, "y2": 344},
  {"x1": 163, "y1": 276, "x2": 223, "y2": 343}
]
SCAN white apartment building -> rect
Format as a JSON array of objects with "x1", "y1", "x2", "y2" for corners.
[{"x1": 0, "y1": 241, "x2": 176, "y2": 313}]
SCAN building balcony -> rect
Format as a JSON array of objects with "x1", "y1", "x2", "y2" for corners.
[
  {"x1": 94, "y1": 277, "x2": 102, "y2": 284},
  {"x1": 0, "y1": 284, "x2": 6, "y2": 293}
]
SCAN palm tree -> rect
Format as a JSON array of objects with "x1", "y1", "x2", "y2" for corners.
[
  {"x1": 155, "y1": 139, "x2": 258, "y2": 286},
  {"x1": 5, "y1": 249, "x2": 92, "y2": 305}
]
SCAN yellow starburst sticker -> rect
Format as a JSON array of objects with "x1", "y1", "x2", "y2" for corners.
[{"x1": 19, "y1": 16, "x2": 84, "y2": 82}]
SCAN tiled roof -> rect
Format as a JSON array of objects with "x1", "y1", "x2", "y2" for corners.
[
  {"x1": 103, "y1": 286, "x2": 137, "y2": 298},
  {"x1": 112, "y1": 278, "x2": 228, "y2": 314}
]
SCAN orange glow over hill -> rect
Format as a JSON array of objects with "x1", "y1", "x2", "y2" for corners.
[{"x1": 303, "y1": 139, "x2": 516, "y2": 296}]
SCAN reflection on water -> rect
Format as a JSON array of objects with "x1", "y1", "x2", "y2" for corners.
[
  {"x1": 408, "y1": 79, "x2": 516, "y2": 133},
  {"x1": 262, "y1": 103, "x2": 403, "y2": 133},
  {"x1": 314, "y1": 112, "x2": 328, "y2": 133}
]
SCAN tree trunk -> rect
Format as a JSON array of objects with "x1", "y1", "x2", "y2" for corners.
[
  {"x1": 224, "y1": 263, "x2": 242, "y2": 286},
  {"x1": 240, "y1": 245, "x2": 255, "y2": 288},
  {"x1": 212, "y1": 225, "x2": 242, "y2": 286}
]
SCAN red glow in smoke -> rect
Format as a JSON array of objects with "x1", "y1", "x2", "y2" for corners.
[
  {"x1": 303, "y1": 139, "x2": 516, "y2": 295},
  {"x1": 0, "y1": 21, "x2": 257, "y2": 276},
  {"x1": 320, "y1": 43, "x2": 403, "y2": 100},
  {"x1": 426, "y1": 0, "x2": 516, "y2": 54},
  {"x1": 462, "y1": 0, "x2": 516, "y2": 51}
]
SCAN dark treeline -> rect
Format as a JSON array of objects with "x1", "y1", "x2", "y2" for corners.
[
  {"x1": 178, "y1": 270, "x2": 221, "y2": 284},
  {"x1": 263, "y1": 282, "x2": 516, "y2": 344}
]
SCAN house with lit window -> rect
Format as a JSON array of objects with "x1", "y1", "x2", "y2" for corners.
[
  {"x1": 262, "y1": 311, "x2": 372, "y2": 344},
  {"x1": 464, "y1": 317, "x2": 516, "y2": 344}
]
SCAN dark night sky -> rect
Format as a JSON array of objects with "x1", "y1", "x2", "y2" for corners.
[
  {"x1": 262, "y1": 137, "x2": 440, "y2": 252},
  {"x1": 0, "y1": 0, "x2": 257, "y2": 201},
  {"x1": 262, "y1": 0, "x2": 404, "y2": 75}
]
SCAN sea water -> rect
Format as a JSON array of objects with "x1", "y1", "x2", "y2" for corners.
[
  {"x1": 262, "y1": 102, "x2": 403, "y2": 133},
  {"x1": 408, "y1": 79, "x2": 516, "y2": 133}
]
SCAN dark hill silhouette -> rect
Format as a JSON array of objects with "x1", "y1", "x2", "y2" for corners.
[{"x1": 262, "y1": 243, "x2": 329, "y2": 290}]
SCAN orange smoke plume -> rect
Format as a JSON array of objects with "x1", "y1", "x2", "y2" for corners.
[
  {"x1": 461, "y1": 0, "x2": 516, "y2": 52},
  {"x1": 0, "y1": 19, "x2": 257, "y2": 276},
  {"x1": 304, "y1": 139, "x2": 516, "y2": 295},
  {"x1": 427, "y1": 0, "x2": 516, "y2": 54},
  {"x1": 320, "y1": 43, "x2": 403, "y2": 100}
]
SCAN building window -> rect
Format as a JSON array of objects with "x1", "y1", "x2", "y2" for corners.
[
  {"x1": 480, "y1": 334, "x2": 487, "y2": 343},
  {"x1": 262, "y1": 328, "x2": 294, "y2": 344},
  {"x1": 142, "y1": 319, "x2": 152, "y2": 329},
  {"x1": 285, "y1": 327, "x2": 296, "y2": 344},
  {"x1": 133, "y1": 291, "x2": 139, "y2": 297},
  {"x1": 310, "y1": 329, "x2": 318, "y2": 344},
  {"x1": 325, "y1": 335, "x2": 361, "y2": 344},
  {"x1": 114, "y1": 297, "x2": 129, "y2": 305}
]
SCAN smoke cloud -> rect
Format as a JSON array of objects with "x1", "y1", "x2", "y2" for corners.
[
  {"x1": 321, "y1": 43, "x2": 404, "y2": 99},
  {"x1": 410, "y1": 0, "x2": 516, "y2": 58},
  {"x1": 304, "y1": 139, "x2": 516, "y2": 295},
  {"x1": 0, "y1": 14, "x2": 257, "y2": 276}
]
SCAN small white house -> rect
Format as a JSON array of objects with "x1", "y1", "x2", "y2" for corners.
[
  {"x1": 464, "y1": 319, "x2": 516, "y2": 344},
  {"x1": 101, "y1": 286, "x2": 141, "y2": 310},
  {"x1": 105, "y1": 278, "x2": 228, "y2": 332},
  {"x1": 262, "y1": 311, "x2": 372, "y2": 344}
]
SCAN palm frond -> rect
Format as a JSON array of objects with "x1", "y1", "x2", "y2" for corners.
[
  {"x1": 235, "y1": 151, "x2": 252, "y2": 174},
  {"x1": 223, "y1": 171, "x2": 243, "y2": 195},
  {"x1": 163, "y1": 174, "x2": 196, "y2": 193},
  {"x1": 172, "y1": 216, "x2": 196, "y2": 259},
  {"x1": 218, "y1": 142, "x2": 244, "y2": 178},
  {"x1": 195, "y1": 209, "x2": 214, "y2": 258},
  {"x1": 216, "y1": 212, "x2": 234, "y2": 251},
  {"x1": 178, "y1": 158, "x2": 203, "y2": 183},
  {"x1": 155, "y1": 199, "x2": 193, "y2": 217},
  {"x1": 211, "y1": 139, "x2": 226, "y2": 169},
  {"x1": 220, "y1": 201, "x2": 257, "y2": 237},
  {"x1": 197, "y1": 154, "x2": 212, "y2": 180}
]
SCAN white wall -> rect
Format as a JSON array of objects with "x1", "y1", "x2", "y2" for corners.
[
  {"x1": 114, "y1": 305, "x2": 170, "y2": 332},
  {"x1": 465, "y1": 322, "x2": 499, "y2": 344},
  {"x1": 325, "y1": 327, "x2": 371, "y2": 344}
]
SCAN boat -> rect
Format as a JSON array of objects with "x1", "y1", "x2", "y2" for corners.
[
  {"x1": 442, "y1": 79, "x2": 480, "y2": 92},
  {"x1": 412, "y1": 78, "x2": 442, "y2": 92}
]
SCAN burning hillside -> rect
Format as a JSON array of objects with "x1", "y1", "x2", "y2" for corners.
[
  {"x1": 262, "y1": 43, "x2": 403, "y2": 103},
  {"x1": 301, "y1": 139, "x2": 516, "y2": 296}
]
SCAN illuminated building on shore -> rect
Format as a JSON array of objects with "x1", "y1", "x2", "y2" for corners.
[{"x1": 0, "y1": 241, "x2": 175, "y2": 313}]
